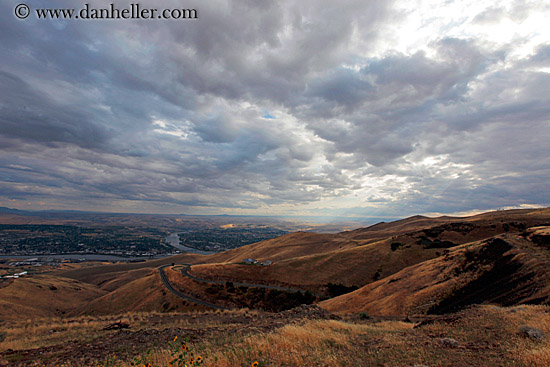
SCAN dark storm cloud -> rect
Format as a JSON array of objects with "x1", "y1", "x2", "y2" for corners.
[
  {"x1": 0, "y1": 71, "x2": 109, "y2": 148},
  {"x1": 0, "y1": 0, "x2": 548, "y2": 215}
]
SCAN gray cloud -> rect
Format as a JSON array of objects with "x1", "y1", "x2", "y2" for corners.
[{"x1": 0, "y1": 0, "x2": 548, "y2": 217}]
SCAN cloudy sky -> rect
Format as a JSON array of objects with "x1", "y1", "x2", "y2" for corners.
[{"x1": 1, "y1": 0, "x2": 549, "y2": 218}]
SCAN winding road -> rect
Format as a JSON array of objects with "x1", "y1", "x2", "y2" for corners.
[
  {"x1": 158, "y1": 263, "x2": 322, "y2": 310},
  {"x1": 158, "y1": 264, "x2": 227, "y2": 310}
]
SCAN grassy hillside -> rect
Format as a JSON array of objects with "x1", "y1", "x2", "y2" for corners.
[
  {"x1": 57, "y1": 253, "x2": 203, "y2": 284},
  {"x1": 78, "y1": 271, "x2": 206, "y2": 315},
  {"x1": 187, "y1": 208, "x2": 550, "y2": 294},
  {"x1": 0, "y1": 275, "x2": 106, "y2": 320},
  {"x1": 2, "y1": 304, "x2": 549, "y2": 366},
  {"x1": 2, "y1": 207, "x2": 547, "y2": 321},
  {"x1": 319, "y1": 232, "x2": 550, "y2": 315}
]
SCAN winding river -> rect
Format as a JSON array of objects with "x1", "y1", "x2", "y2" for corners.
[{"x1": 164, "y1": 233, "x2": 215, "y2": 255}]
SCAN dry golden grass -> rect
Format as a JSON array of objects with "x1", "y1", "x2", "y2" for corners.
[
  {"x1": 520, "y1": 347, "x2": 550, "y2": 367},
  {"x1": 110, "y1": 318, "x2": 418, "y2": 367},
  {"x1": 320, "y1": 234, "x2": 550, "y2": 316},
  {"x1": 79, "y1": 271, "x2": 204, "y2": 315},
  {"x1": 0, "y1": 274, "x2": 107, "y2": 320},
  {"x1": 413, "y1": 305, "x2": 550, "y2": 367},
  {"x1": 113, "y1": 319, "x2": 410, "y2": 367},
  {"x1": 0, "y1": 308, "x2": 254, "y2": 353},
  {"x1": 499, "y1": 305, "x2": 550, "y2": 367},
  {"x1": 195, "y1": 305, "x2": 550, "y2": 367},
  {"x1": 3, "y1": 305, "x2": 550, "y2": 367},
  {"x1": 1, "y1": 314, "x2": 132, "y2": 351}
]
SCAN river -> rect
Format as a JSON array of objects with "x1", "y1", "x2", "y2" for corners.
[{"x1": 164, "y1": 233, "x2": 215, "y2": 255}]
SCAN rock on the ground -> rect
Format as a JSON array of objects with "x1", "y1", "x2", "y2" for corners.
[
  {"x1": 438, "y1": 337, "x2": 459, "y2": 348},
  {"x1": 103, "y1": 321, "x2": 130, "y2": 330},
  {"x1": 519, "y1": 325, "x2": 544, "y2": 340}
]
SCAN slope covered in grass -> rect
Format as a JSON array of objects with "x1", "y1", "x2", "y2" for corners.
[
  {"x1": 0, "y1": 275, "x2": 106, "y2": 320},
  {"x1": 320, "y1": 234, "x2": 550, "y2": 315}
]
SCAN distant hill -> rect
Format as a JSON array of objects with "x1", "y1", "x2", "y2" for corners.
[{"x1": 0, "y1": 207, "x2": 27, "y2": 214}]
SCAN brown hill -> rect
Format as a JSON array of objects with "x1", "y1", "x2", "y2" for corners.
[
  {"x1": 0, "y1": 275, "x2": 106, "y2": 320},
  {"x1": 319, "y1": 231, "x2": 550, "y2": 315},
  {"x1": 203, "y1": 231, "x2": 358, "y2": 263},
  {"x1": 188, "y1": 208, "x2": 550, "y2": 293},
  {"x1": 52, "y1": 207, "x2": 550, "y2": 317},
  {"x1": 78, "y1": 270, "x2": 205, "y2": 315},
  {"x1": 58, "y1": 253, "x2": 202, "y2": 285},
  {"x1": 342, "y1": 214, "x2": 458, "y2": 242}
]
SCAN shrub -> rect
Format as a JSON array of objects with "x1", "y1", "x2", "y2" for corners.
[
  {"x1": 326, "y1": 283, "x2": 359, "y2": 297},
  {"x1": 390, "y1": 242, "x2": 403, "y2": 251}
]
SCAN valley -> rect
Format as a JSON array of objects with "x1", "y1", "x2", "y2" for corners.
[{"x1": 0, "y1": 207, "x2": 549, "y2": 366}]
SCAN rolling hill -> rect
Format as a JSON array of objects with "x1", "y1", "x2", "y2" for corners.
[
  {"x1": 0, "y1": 274, "x2": 107, "y2": 320},
  {"x1": 319, "y1": 230, "x2": 550, "y2": 315},
  {"x1": 186, "y1": 208, "x2": 550, "y2": 294},
  {"x1": 1, "y1": 207, "x2": 548, "y2": 318}
]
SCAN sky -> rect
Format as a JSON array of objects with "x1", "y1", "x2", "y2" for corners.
[{"x1": 1, "y1": 0, "x2": 549, "y2": 219}]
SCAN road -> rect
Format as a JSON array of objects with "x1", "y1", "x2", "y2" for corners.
[
  {"x1": 158, "y1": 265, "x2": 448, "y2": 323},
  {"x1": 157, "y1": 263, "x2": 322, "y2": 310},
  {"x1": 158, "y1": 264, "x2": 227, "y2": 310},
  {"x1": 178, "y1": 263, "x2": 322, "y2": 297}
]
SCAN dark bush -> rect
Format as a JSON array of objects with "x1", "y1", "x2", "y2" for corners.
[
  {"x1": 326, "y1": 283, "x2": 359, "y2": 297},
  {"x1": 225, "y1": 281, "x2": 235, "y2": 292},
  {"x1": 390, "y1": 242, "x2": 403, "y2": 251},
  {"x1": 359, "y1": 312, "x2": 370, "y2": 320}
]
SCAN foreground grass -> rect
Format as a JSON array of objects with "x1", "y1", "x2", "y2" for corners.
[
  {"x1": 1, "y1": 305, "x2": 549, "y2": 366},
  {"x1": 97, "y1": 319, "x2": 413, "y2": 367},
  {"x1": 115, "y1": 305, "x2": 550, "y2": 367},
  {"x1": 0, "y1": 309, "x2": 242, "y2": 353}
]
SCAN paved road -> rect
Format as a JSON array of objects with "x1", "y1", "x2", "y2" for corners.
[
  {"x1": 178, "y1": 263, "x2": 323, "y2": 297},
  {"x1": 158, "y1": 265, "x2": 227, "y2": 310},
  {"x1": 159, "y1": 264, "x2": 441, "y2": 322},
  {"x1": 157, "y1": 263, "x2": 323, "y2": 310}
]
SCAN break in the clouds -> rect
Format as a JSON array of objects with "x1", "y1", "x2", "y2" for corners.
[{"x1": 0, "y1": 0, "x2": 549, "y2": 218}]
